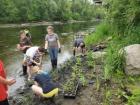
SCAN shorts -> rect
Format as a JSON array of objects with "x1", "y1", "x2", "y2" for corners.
[
  {"x1": 42, "y1": 88, "x2": 59, "y2": 98},
  {"x1": 80, "y1": 44, "x2": 85, "y2": 49},
  {"x1": 26, "y1": 56, "x2": 37, "y2": 66},
  {"x1": 28, "y1": 62, "x2": 37, "y2": 66},
  {"x1": 0, "y1": 99, "x2": 9, "y2": 105},
  {"x1": 76, "y1": 43, "x2": 85, "y2": 49}
]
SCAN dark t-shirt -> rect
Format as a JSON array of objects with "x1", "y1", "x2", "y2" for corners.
[
  {"x1": 74, "y1": 38, "x2": 84, "y2": 47},
  {"x1": 34, "y1": 72, "x2": 56, "y2": 93},
  {"x1": 20, "y1": 37, "x2": 32, "y2": 53}
]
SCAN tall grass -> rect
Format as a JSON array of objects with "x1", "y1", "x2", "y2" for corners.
[
  {"x1": 85, "y1": 22, "x2": 140, "y2": 78},
  {"x1": 85, "y1": 22, "x2": 111, "y2": 45}
]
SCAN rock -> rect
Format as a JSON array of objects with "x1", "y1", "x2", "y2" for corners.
[
  {"x1": 93, "y1": 51, "x2": 106, "y2": 64},
  {"x1": 93, "y1": 51, "x2": 106, "y2": 59},
  {"x1": 124, "y1": 44, "x2": 140, "y2": 75}
]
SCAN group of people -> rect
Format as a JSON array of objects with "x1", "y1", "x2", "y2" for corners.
[
  {"x1": 17, "y1": 26, "x2": 60, "y2": 99},
  {"x1": 0, "y1": 26, "x2": 86, "y2": 105}
]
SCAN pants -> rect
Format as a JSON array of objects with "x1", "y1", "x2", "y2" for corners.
[
  {"x1": 22, "y1": 54, "x2": 27, "y2": 75},
  {"x1": 49, "y1": 47, "x2": 58, "y2": 68},
  {"x1": 0, "y1": 99, "x2": 9, "y2": 105}
]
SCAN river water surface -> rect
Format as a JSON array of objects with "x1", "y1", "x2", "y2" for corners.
[{"x1": 0, "y1": 21, "x2": 98, "y2": 96}]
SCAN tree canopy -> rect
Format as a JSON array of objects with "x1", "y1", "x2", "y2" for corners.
[{"x1": 0, "y1": 0, "x2": 97, "y2": 23}]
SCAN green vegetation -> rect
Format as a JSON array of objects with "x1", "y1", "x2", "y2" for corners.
[
  {"x1": 85, "y1": 0, "x2": 140, "y2": 104},
  {"x1": 85, "y1": 0, "x2": 140, "y2": 75},
  {"x1": 0, "y1": 0, "x2": 103, "y2": 23}
]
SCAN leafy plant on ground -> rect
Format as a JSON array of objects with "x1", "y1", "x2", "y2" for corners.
[
  {"x1": 96, "y1": 75, "x2": 100, "y2": 91},
  {"x1": 104, "y1": 87, "x2": 112, "y2": 105},
  {"x1": 86, "y1": 51, "x2": 95, "y2": 68}
]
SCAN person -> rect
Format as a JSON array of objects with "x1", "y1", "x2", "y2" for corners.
[
  {"x1": 31, "y1": 66, "x2": 59, "y2": 98},
  {"x1": 73, "y1": 34, "x2": 86, "y2": 56},
  {"x1": 45, "y1": 26, "x2": 61, "y2": 69},
  {"x1": 0, "y1": 60, "x2": 16, "y2": 105},
  {"x1": 17, "y1": 30, "x2": 32, "y2": 76},
  {"x1": 25, "y1": 46, "x2": 45, "y2": 80},
  {"x1": 24, "y1": 29, "x2": 32, "y2": 41}
]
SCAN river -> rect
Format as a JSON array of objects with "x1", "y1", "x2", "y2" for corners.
[{"x1": 0, "y1": 21, "x2": 98, "y2": 96}]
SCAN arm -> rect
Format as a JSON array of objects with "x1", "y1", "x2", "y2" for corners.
[
  {"x1": 57, "y1": 40, "x2": 61, "y2": 48},
  {"x1": 0, "y1": 76, "x2": 16, "y2": 86},
  {"x1": 34, "y1": 81, "x2": 39, "y2": 86},
  {"x1": 45, "y1": 41, "x2": 48, "y2": 49}
]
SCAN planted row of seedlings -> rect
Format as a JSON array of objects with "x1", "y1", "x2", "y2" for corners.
[{"x1": 62, "y1": 53, "x2": 95, "y2": 99}]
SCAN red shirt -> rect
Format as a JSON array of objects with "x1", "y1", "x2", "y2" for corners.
[{"x1": 0, "y1": 60, "x2": 8, "y2": 101}]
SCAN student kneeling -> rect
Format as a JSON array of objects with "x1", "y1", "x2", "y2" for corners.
[{"x1": 31, "y1": 67, "x2": 59, "y2": 98}]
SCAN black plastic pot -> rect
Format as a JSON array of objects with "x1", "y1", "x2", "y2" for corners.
[{"x1": 63, "y1": 81, "x2": 79, "y2": 99}]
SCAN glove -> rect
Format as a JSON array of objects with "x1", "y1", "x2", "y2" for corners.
[
  {"x1": 59, "y1": 48, "x2": 61, "y2": 53},
  {"x1": 45, "y1": 49, "x2": 48, "y2": 54}
]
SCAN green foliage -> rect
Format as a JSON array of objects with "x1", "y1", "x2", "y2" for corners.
[
  {"x1": 104, "y1": 88, "x2": 112, "y2": 105},
  {"x1": 126, "y1": 86, "x2": 140, "y2": 105},
  {"x1": 105, "y1": 0, "x2": 140, "y2": 34},
  {"x1": 85, "y1": 22, "x2": 111, "y2": 45},
  {"x1": 63, "y1": 57, "x2": 88, "y2": 92},
  {"x1": 86, "y1": 51, "x2": 95, "y2": 68},
  {"x1": 86, "y1": 0, "x2": 140, "y2": 74},
  {"x1": 0, "y1": 0, "x2": 99, "y2": 23}
]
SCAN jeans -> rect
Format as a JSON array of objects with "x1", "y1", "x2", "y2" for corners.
[
  {"x1": 49, "y1": 47, "x2": 58, "y2": 68},
  {"x1": 49, "y1": 47, "x2": 58, "y2": 60}
]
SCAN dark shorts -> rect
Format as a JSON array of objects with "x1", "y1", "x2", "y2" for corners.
[
  {"x1": 28, "y1": 62, "x2": 37, "y2": 67},
  {"x1": 0, "y1": 99, "x2": 9, "y2": 105},
  {"x1": 76, "y1": 43, "x2": 85, "y2": 49},
  {"x1": 80, "y1": 44, "x2": 85, "y2": 49},
  {"x1": 26, "y1": 56, "x2": 37, "y2": 67}
]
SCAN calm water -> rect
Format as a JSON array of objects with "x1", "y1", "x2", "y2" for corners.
[{"x1": 0, "y1": 21, "x2": 98, "y2": 96}]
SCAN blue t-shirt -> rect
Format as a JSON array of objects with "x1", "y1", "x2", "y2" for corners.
[{"x1": 34, "y1": 72, "x2": 56, "y2": 93}]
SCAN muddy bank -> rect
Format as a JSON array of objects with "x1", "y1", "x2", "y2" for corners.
[{"x1": 8, "y1": 50, "x2": 125, "y2": 105}]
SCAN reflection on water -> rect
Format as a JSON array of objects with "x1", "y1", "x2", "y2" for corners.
[{"x1": 0, "y1": 21, "x2": 99, "y2": 96}]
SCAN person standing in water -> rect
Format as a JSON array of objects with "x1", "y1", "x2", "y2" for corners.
[
  {"x1": 0, "y1": 60, "x2": 16, "y2": 105},
  {"x1": 17, "y1": 30, "x2": 32, "y2": 76},
  {"x1": 45, "y1": 26, "x2": 61, "y2": 69}
]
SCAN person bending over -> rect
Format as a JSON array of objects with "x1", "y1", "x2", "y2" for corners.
[
  {"x1": 73, "y1": 35, "x2": 86, "y2": 56},
  {"x1": 25, "y1": 46, "x2": 45, "y2": 81},
  {"x1": 31, "y1": 66, "x2": 59, "y2": 98}
]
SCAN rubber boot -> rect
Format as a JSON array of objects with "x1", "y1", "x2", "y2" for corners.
[
  {"x1": 54, "y1": 59, "x2": 57, "y2": 68},
  {"x1": 22, "y1": 65, "x2": 27, "y2": 75},
  {"x1": 51, "y1": 60, "x2": 55, "y2": 69}
]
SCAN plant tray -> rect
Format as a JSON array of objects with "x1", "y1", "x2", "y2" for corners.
[{"x1": 64, "y1": 81, "x2": 79, "y2": 99}]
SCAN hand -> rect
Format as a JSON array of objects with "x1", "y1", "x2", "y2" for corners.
[
  {"x1": 36, "y1": 63, "x2": 41, "y2": 66},
  {"x1": 7, "y1": 79, "x2": 16, "y2": 86},
  {"x1": 59, "y1": 48, "x2": 61, "y2": 53},
  {"x1": 45, "y1": 49, "x2": 48, "y2": 54},
  {"x1": 17, "y1": 44, "x2": 21, "y2": 50}
]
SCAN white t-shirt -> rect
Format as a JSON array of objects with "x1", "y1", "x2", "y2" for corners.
[{"x1": 26, "y1": 46, "x2": 39, "y2": 59}]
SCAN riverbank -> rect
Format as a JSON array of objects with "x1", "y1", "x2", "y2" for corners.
[
  {"x1": 0, "y1": 19, "x2": 100, "y2": 28},
  {"x1": 7, "y1": 28, "x2": 140, "y2": 105},
  {"x1": 84, "y1": 21, "x2": 140, "y2": 104},
  {"x1": 8, "y1": 42, "x2": 125, "y2": 105}
]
